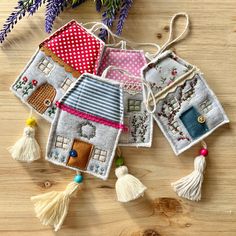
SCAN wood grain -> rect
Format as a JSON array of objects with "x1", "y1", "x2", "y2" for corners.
[{"x1": 0, "y1": 1, "x2": 236, "y2": 235}]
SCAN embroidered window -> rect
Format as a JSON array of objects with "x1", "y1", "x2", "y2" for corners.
[
  {"x1": 200, "y1": 99, "x2": 212, "y2": 113},
  {"x1": 38, "y1": 58, "x2": 54, "y2": 75},
  {"x1": 61, "y1": 78, "x2": 73, "y2": 92},
  {"x1": 184, "y1": 87, "x2": 194, "y2": 101},
  {"x1": 169, "y1": 98, "x2": 179, "y2": 111},
  {"x1": 92, "y1": 148, "x2": 107, "y2": 162},
  {"x1": 128, "y1": 99, "x2": 142, "y2": 112},
  {"x1": 169, "y1": 121, "x2": 181, "y2": 135},
  {"x1": 55, "y1": 135, "x2": 70, "y2": 149},
  {"x1": 163, "y1": 98, "x2": 179, "y2": 115}
]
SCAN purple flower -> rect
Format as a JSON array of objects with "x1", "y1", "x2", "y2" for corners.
[
  {"x1": 116, "y1": 0, "x2": 133, "y2": 35},
  {"x1": 0, "y1": 0, "x2": 31, "y2": 43},
  {"x1": 28, "y1": 0, "x2": 44, "y2": 15},
  {"x1": 98, "y1": 5, "x2": 116, "y2": 41},
  {"x1": 95, "y1": 0, "x2": 102, "y2": 12},
  {"x1": 45, "y1": 0, "x2": 67, "y2": 33}
]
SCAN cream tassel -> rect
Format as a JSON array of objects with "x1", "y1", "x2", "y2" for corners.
[
  {"x1": 171, "y1": 141, "x2": 208, "y2": 201},
  {"x1": 8, "y1": 116, "x2": 40, "y2": 162},
  {"x1": 115, "y1": 148, "x2": 147, "y2": 203},
  {"x1": 31, "y1": 174, "x2": 83, "y2": 231}
]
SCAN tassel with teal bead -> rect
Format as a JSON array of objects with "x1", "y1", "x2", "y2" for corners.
[
  {"x1": 115, "y1": 147, "x2": 147, "y2": 203},
  {"x1": 31, "y1": 173, "x2": 83, "y2": 231}
]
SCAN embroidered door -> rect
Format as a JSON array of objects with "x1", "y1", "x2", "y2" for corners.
[
  {"x1": 67, "y1": 139, "x2": 93, "y2": 170},
  {"x1": 27, "y1": 83, "x2": 56, "y2": 114},
  {"x1": 180, "y1": 106, "x2": 209, "y2": 139}
]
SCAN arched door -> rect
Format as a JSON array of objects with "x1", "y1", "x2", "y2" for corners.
[{"x1": 27, "y1": 82, "x2": 56, "y2": 114}]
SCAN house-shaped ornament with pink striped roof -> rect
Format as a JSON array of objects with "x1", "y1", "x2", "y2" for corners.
[{"x1": 11, "y1": 20, "x2": 104, "y2": 122}]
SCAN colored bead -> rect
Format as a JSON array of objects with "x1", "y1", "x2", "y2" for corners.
[
  {"x1": 74, "y1": 174, "x2": 83, "y2": 183},
  {"x1": 115, "y1": 156, "x2": 124, "y2": 167},
  {"x1": 200, "y1": 148, "x2": 208, "y2": 156},
  {"x1": 69, "y1": 149, "x2": 77, "y2": 157},
  {"x1": 26, "y1": 117, "x2": 37, "y2": 127}
]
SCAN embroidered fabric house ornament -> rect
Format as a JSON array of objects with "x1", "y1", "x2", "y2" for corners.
[
  {"x1": 143, "y1": 50, "x2": 229, "y2": 155},
  {"x1": 143, "y1": 50, "x2": 229, "y2": 201},
  {"x1": 97, "y1": 46, "x2": 153, "y2": 147},
  {"x1": 29, "y1": 73, "x2": 124, "y2": 231},
  {"x1": 141, "y1": 13, "x2": 229, "y2": 201},
  {"x1": 11, "y1": 20, "x2": 104, "y2": 122},
  {"x1": 46, "y1": 73, "x2": 124, "y2": 179}
]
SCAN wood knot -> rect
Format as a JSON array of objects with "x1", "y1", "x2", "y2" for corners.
[
  {"x1": 37, "y1": 180, "x2": 53, "y2": 189},
  {"x1": 185, "y1": 223, "x2": 192, "y2": 227},
  {"x1": 163, "y1": 26, "x2": 169, "y2": 32},
  {"x1": 143, "y1": 229, "x2": 160, "y2": 236},
  {"x1": 153, "y1": 197, "x2": 183, "y2": 217},
  {"x1": 156, "y1": 33, "x2": 162, "y2": 39},
  {"x1": 44, "y1": 180, "x2": 52, "y2": 189}
]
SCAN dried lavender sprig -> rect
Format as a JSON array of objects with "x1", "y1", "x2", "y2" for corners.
[
  {"x1": 98, "y1": 0, "x2": 120, "y2": 41},
  {"x1": 45, "y1": 0, "x2": 67, "y2": 33},
  {"x1": 28, "y1": 0, "x2": 45, "y2": 15},
  {"x1": 0, "y1": 0, "x2": 34, "y2": 43},
  {"x1": 95, "y1": 0, "x2": 102, "y2": 12},
  {"x1": 116, "y1": 0, "x2": 132, "y2": 35}
]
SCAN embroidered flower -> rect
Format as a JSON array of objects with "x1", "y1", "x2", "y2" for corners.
[
  {"x1": 22, "y1": 76, "x2": 28, "y2": 82},
  {"x1": 171, "y1": 68, "x2": 177, "y2": 76},
  {"x1": 32, "y1": 80, "x2": 38, "y2": 86}
]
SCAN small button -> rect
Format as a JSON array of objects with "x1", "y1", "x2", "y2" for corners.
[
  {"x1": 198, "y1": 115, "x2": 206, "y2": 124},
  {"x1": 44, "y1": 99, "x2": 51, "y2": 107},
  {"x1": 69, "y1": 149, "x2": 77, "y2": 157}
]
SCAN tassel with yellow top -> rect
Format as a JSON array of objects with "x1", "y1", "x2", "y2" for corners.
[
  {"x1": 171, "y1": 140, "x2": 208, "y2": 201},
  {"x1": 115, "y1": 147, "x2": 147, "y2": 203},
  {"x1": 8, "y1": 114, "x2": 41, "y2": 162},
  {"x1": 31, "y1": 172, "x2": 83, "y2": 231}
]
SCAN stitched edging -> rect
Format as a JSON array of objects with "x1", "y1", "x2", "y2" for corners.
[{"x1": 56, "y1": 101, "x2": 127, "y2": 131}]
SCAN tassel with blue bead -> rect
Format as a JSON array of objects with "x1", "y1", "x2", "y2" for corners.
[{"x1": 31, "y1": 172, "x2": 83, "y2": 231}]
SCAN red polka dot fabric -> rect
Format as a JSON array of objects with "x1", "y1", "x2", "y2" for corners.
[{"x1": 42, "y1": 20, "x2": 104, "y2": 74}]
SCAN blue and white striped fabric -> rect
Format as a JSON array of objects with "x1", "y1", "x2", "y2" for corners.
[{"x1": 61, "y1": 75, "x2": 123, "y2": 124}]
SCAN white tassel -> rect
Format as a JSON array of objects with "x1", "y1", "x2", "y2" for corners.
[
  {"x1": 8, "y1": 117, "x2": 40, "y2": 162},
  {"x1": 31, "y1": 174, "x2": 83, "y2": 231},
  {"x1": 171, "y1": 142, "x2": 208, "y2": 201},
  {"x1": 115, "y1": 165, "x2": 147, "y2": 203}
]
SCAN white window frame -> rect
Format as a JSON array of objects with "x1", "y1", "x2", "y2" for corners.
[
  {"x1": 184, "y1": 87, "x2": 194, "y2": 100},
  {"x1": 38, "y1": 57, "x2": 54, "y2": 75},
  {"x1": 128, "y1": 99, "x2": 142, "y2": 112},
  {"x1": 92, "y1": 148, "x2": 107, "y2": 162},
  {"x1": 55, "y1": 135, "x2": 70, "y2": 149},
  {"x1": 169, "y1": 121, "x2": 181, "y2": 135},
  {"x1": 61, "y1": 78, "x2": 73, "y2": 92},
  {"x1": 200, "y1": 99, "x2": 212, "y2": 113}
]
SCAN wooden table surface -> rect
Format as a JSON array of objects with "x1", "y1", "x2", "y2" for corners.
[{"x1": 0, "y1": 1, "x2": 235, "y2": 235}]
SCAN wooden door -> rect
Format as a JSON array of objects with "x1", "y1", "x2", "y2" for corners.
[
  {"x1": 67, "y1": 139, "x2": 93, "y2": 170},
  {"x1": 27, "y1": 83, "x2": 56, "y2": 114}
]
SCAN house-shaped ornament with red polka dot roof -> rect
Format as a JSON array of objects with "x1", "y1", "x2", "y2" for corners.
[{"x1": 11, "y1": 20, "x2": 105, "y2": 122}]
